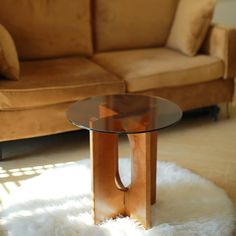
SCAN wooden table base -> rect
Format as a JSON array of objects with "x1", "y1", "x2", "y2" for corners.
[{"x1": 90, "y1": 130, "x2": 157, "y2": 229}]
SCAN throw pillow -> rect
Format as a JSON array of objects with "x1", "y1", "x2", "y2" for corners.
[
  {"x1": 166, "y1": 0, "x2": 217, "y2": 56},
  {"x1": 0, "y1": 24, "x2": 20, "y2": 80}
]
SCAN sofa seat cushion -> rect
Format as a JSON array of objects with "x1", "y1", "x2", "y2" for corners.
[
  {"x1": 93, "y1": 48, "x2": 224, "y2": 92},
  {"x1": 0, "y1": 57, "x2": 125, "y2": 110}
]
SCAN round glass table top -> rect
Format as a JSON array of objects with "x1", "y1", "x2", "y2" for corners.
[{"x1": 67, "y1": 94, "x2": 182, "y2": 134}]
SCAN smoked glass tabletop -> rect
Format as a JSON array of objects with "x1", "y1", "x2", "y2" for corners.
[{"x1": 67, "y1": 94, "x2": 182, "y2": 134}]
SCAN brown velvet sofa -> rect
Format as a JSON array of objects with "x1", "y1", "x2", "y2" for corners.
[{"x1": 0, "y1": 0, "x2": 235, "y2": 146}]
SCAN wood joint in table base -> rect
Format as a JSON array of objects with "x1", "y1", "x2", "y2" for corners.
[{"x1": 90, "y1": 130, "x2": 157, "y2": 229}]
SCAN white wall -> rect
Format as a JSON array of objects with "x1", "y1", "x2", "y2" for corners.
[{"x1": 214, "y1": 0, "x2": 236, "y2": 27}]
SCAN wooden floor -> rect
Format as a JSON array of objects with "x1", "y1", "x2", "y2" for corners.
[{"x1": 0, "y1": 104, "x2": 236, "y2": 235}]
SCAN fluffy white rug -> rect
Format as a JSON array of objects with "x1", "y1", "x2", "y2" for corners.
[{"x1": 0, "y1": 159, "x2": 235, "y2": 236}]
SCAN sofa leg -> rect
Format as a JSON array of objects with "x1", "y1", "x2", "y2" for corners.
[
  {"x1": 226, "y1": 102, "x2": 231, "y2": 119},
  {"x1": 210, "y1": 105, "x2": 220, "y2": 122},
  {"x1": 0, "y1": 143, "x2": 3, "y2": 161}
]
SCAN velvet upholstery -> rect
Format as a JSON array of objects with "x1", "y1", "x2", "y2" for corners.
[
  {"x1": 0, "y1": 1, "x2": 235, "y2": 143},
  {"x1": 136, "y1": 78, "x2": 234, "y2": 111},
  {"x1": 0, "y1": 79, "x2": 233, "y2": 142},
  {"x1": 167, "y1": 0, "x2": 216, "y2": 56},
  {"x1": 0, "y1": 57, "x2": 125, "y2": 110},
  {"x1": 0, "y1": 102, "x2": 77, "y2": 142},
  {"x1": 93, "y1": 48, "x2": 224, "y2": 92},
  {"x1": 0, "y1": 24, "x2": 20, "y2": 80},
  {"x1": 202, "y1": 24, "x2": 236, "y2": 79},
  {"x1": 94, "y1": 0, "x2": 178, "y2": 52},
  {"x1": 0, "y1": 0, "x2": 93, "y2": 60}
]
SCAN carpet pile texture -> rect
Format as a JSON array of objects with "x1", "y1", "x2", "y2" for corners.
[{"x1": 1, "y1": 159, "x2": 235, "y2": 236}]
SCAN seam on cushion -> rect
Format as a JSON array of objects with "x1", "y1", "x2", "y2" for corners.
[
  {"x1": 91, "y1": 58, "x2": 125, "y2": 80},
  {"x1": 90, "y1": 58, "x2": 128, "y2": 92},
  {"x1": 0, "y1": 83, "x2": 125, "y2": 111},
  {"x1": 125, "y1": 59, "x2": 224, "y2": 80},
  {"x1": 0, "y1": 100, "x2": 80, "y2": 111},
  {"x1": 0, "y1": 80, "x2": 123, "y2": 92}
]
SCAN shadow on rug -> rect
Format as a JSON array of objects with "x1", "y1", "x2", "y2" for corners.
[{"x1": 0, "y1": 159, "x2": 235, "y2": 236}]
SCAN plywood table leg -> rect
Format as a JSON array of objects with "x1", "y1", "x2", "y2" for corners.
[
  {"x1": 125, "y1": 132, "x2": 157, "y2": 229},
  {"x1": 150, "y1": 132, "x2": 158, "y2": 205},
  {"x1": 90, "y1": 130, "x2": 157, "y2": 229},
  {"x1": 90, "y1": 131, "x2": 125, "y2": 224}
]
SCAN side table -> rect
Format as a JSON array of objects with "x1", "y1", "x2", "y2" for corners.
[{"x1": 67, "y1": 94, "x2": 182, "y2": 229}]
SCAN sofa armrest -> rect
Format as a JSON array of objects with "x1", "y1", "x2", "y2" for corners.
[{"x1": 202, "y1": 23, "x2": 236, "y2": 79}]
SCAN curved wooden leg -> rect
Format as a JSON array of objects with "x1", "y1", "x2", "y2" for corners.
[
  {"x1": 90, "y1": 130, "x2": 157, "y2": 229},
  {"x1": 90, "y1": 131, "x2": 125, "y2": 223}
]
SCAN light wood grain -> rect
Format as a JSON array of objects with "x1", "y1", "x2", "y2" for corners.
[
  {"x1": 90, "y1": 130, "x2": 157, "y2": 229},
  {"x1": 125, "y1": 132, "x2": 152, "y2": 229},
  {"x1": 90, "y1": 131, "x2": 125, "y2": 223}
]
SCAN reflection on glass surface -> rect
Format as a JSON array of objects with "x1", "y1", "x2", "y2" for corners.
[{"x1": 67, "y1": 94, "x2": 182, "y2": 134}]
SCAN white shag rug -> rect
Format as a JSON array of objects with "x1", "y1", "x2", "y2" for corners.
[{"x1": 0, "y1": 159, "x2": 235, "y2": 236}]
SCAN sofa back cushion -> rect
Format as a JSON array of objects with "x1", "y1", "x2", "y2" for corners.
[
  {"x1": 94, "y1": 0, "x2": 179, "y2": 52},
  {"x1": 166, "y1": 0, "x2": 217, "y2": 56},
  {"x1": 0, "y1": 24, "x2": 20, "y2": 80},
  {"x1": 0, "y1": 0, "x2": 93, "y2": 60}
]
